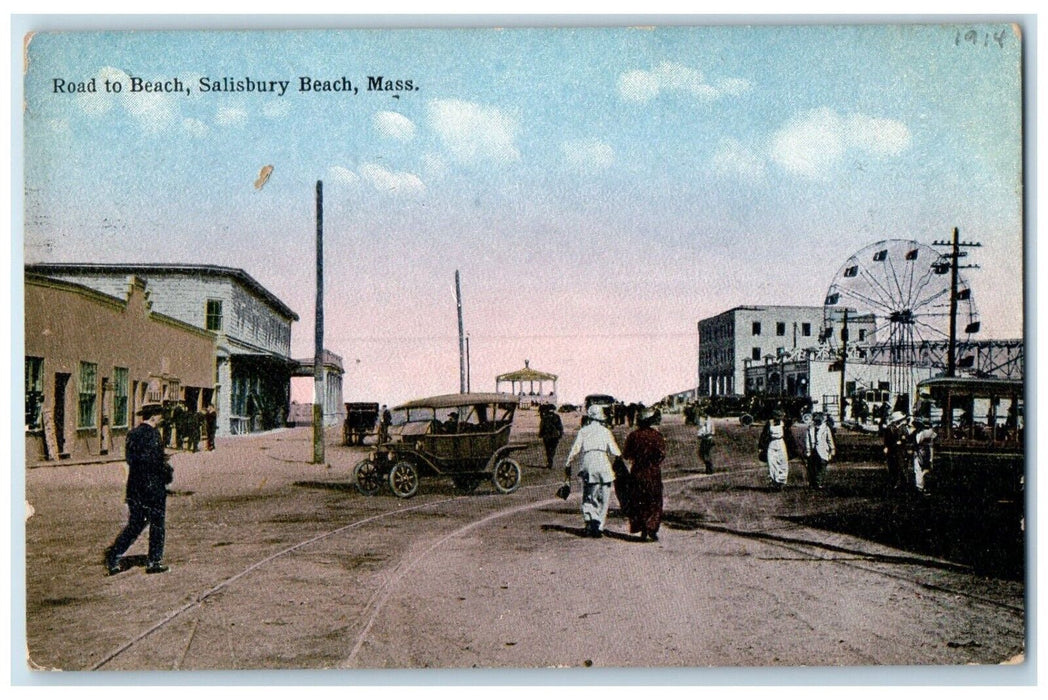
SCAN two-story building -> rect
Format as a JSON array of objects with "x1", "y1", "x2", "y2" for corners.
[{"x1": 26, "y1": 263, "x2": 299, "y2": 436}]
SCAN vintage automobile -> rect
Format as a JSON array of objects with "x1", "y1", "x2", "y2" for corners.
[
  {"x1": 352, "y1": 392, "x2": 527, "y2": 498},
  {"x1": 913, "y1": 377, "x2": 1024, "y2": 502},
  {"x1": 583, "y1": 394, "x2": 615, "y2": 423},
  {"x1": 342, "y1": 402, "x2": 379, "y2": 446}
]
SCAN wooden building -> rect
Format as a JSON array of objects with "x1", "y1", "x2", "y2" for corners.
[{"x1": 25, "y1": 263, "x2": 298, "y2": 436}]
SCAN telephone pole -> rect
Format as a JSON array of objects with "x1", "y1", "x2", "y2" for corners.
[
  {"x1": 838, "y1": 309, "x2": 848, "y2": 423},
  {"x1": 933, "y1": 227, "x2": 981, "y2": 377},
  {"x1": 313, "y1": 180, "x2": 325, "y2": 464},
  {"x1": 456, "y1": 270, "x2": 466, "y2": 393}
]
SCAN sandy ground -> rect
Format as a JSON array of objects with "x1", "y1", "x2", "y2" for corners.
[{"x1": 22, "y1": 411, "x2": 1026, "y2": 677}]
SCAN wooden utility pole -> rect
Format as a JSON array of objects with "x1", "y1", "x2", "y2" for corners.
[
  {"x1": 838, "y1": 309, "x2": 848, "y2": 423},
  {"x1": 456, "y1": 270, "x2": 466, "y2": 393},
  {"x1": 933, "y1": 227, "x2": 981, "y2": 377},
  {"x1": 313, "y1": 180, "x2": 325, "y2": 464}
]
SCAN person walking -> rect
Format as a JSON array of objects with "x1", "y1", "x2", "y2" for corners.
[
  {"x1": 186, "y1": 407, "x2": 202, "y2": 453},
  {"x1": 538, "y1": 403, "x2": 564, "y2": 469},
  {"x1": 803, "y1": 412, "x2": 836, "y2": 489},
  {"x1": 758, "y1": 409, "x2": 799, "y2": 489},
  {"x1": 911, "y1": 417, "x2": 936, "y2": 495},
  {"x1": 696, "y1": 411, "x2": 715, "y2": 473},
  {"x1": 104, "y1": 404, "x2": 173, "y2": 575},
  {"x1": 204, "y1": 403, "x2": 218, "y2": 451},
  {"x1": 883, "y1": 410, "x2": 911, "y2": 493},
  {"x1": 564, "y1": 403, "x2": 621, "y2": 538},
  {"x1": 621, "y1": 407, "x2": 667, "y2": 541}
]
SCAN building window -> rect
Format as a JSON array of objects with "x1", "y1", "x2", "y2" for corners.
[
  {"x1": 113, "y1": 367, "x2": 129, "y2": 428},
  {"x1": 858, "y1": 329, "x2": 867, "y2": 341},
  {"x1": 752, "y1": 322, "x2": 761, "y2": 336},
  {"x1": 25, "y1": 357, "x2": 44, "y2": 431},
  {"x1": 776, "y1": 322, "x2": 786, "y2": 336},
  {"x1": 206, "y1": 299, "x2": 223, "y2": 331},
  {"x1": 802, "y1": 322, "x2": 811, "y2": 336},
  {"x1": 752, "y1": 347, "x2": 761, "y2": 361},
  {"x1": 78, "y1": 361, "x2": 98, "y2": 429}
]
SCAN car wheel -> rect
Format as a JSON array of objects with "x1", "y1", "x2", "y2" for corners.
[
  {"x1": 492, "y1": 458, "x2": 522, "y2": 494},
  {"x1": 389, "y1": 461, "x2": 420, "y2": 498},
  {"x1": 739, "y1": 413, "x2": 754, "y2": 426},
  {"x1": 353, "y1": 459, "x2": 382, "y2": 496}
]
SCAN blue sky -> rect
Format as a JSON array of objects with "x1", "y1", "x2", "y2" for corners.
[{"x1": 22, "y1": 24, "x2": 1024, "y2": 405}]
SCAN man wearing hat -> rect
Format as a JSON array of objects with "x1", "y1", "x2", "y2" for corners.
[
  {"x1": 104, "y1": 403, "x2": 173, "y2": 575},
  {"x1": 883, "y1": 410, "x2": 911, "y2": 493},
  {"x1": 803, "y1": 412, "x2": 836, "y2": 489},
  {"x1": 538, "y1": 403, "x2": 564, "y2": 469},
  {"x1": 564, "y1": 403, "x2": 622, "y2": 537}
]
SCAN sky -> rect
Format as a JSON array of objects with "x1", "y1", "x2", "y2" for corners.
[{"x1": 20, "y1": 23, "x2": 1024, "y2": 406}]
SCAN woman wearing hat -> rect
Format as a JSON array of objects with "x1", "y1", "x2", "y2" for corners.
[
  {"x1": 564, "y1": 403, "x2": 622, "y2": 537},
  {"x1": 621, "y1": 407, "x2": 667, "y2": 541},
  {"x1": 758, "y1": 408, "x2": 800, "y2": 489}
]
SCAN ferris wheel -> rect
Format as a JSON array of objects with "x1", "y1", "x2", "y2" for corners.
[{"x1": 822, "y1": 239, "x2": 980, "y2": 403}]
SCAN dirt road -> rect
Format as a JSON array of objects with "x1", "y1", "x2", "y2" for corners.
[{"x1": 23, "y1": 413, "x2": 1026, "y2": 675}]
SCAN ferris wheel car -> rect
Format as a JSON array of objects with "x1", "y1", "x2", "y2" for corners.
[{"x1": 352, "y1": 393, "x2": 528, "y2": 498}]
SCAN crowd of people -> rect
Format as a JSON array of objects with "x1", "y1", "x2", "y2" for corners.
[{"x1": 556, "y1": 394, "x2": 943, "y2": 544}]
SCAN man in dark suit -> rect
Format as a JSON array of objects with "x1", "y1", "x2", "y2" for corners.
[{"x1": 104, "y1": 403, "x2": 173, "y2": 575}]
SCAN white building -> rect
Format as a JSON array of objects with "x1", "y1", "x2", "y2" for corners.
[
  {"x1": 26, "y1": 263, "x2": 298, "y2": 436},
  {"x1": 698, "y1": 304, "x2": 879, "y2": 396}
]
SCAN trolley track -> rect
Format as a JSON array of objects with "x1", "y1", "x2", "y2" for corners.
[{"x1": 89, "y1": 465, "x2": 1022, "y2": 670}]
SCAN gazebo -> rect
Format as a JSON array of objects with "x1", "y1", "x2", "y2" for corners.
[{"x1": 495, "y1": 360, "x2": 558, "y2": 409}]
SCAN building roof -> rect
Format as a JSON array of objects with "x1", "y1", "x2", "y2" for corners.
[
  {"x1": 25, "y1": 272, "x2": 216, "y2": 340},
  {"x1": 496, "y1": 360, "x2": 558, "y2": 382},
  {"x1": 24, "y1": 262, "x2": 299, "y2": 321}
]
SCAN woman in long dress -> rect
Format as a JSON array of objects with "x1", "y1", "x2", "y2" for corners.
[
  {"x1": 759, "y1": 409, "x2": 799, "y2": 489},
  {"x1": 621, "y1": 408, "x2": 667, "y2": 541}
]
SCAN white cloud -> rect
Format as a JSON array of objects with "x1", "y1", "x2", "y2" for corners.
[
  {"x1": 427, "y1": 99, "x2": 520, "y2": 165},
  {"x1": 844, "y1": 113, "x2": 912, "y2": 157},
  {"x1": 562, "y1": 138, "x2": 614, "y2": 171},
  {"x1": 374, "y1": 111, "x2": 417, "y2": 141},
  {"x1": 770, "y1": 108, "x2": 912, "y2": 179},
  {"x1": 618, "y1": 62, "x2": 750, "y2": 103},
  {"x1": 618, "y1": 69, "x2": 661, "y2": 102},
  {"x1": 358, "y1": 162, "x2": 425, "y2": 194},
  {"x1": 216, "y1": 105, "x2": 247, "y2": 127},
  {"x1": 76, "y1": 66, "x2": 126, "y2": 116},
  {"x1": 327, "y1": 166, "x2": 360, "y2": 186},
  {"x1": 182, "y1": 118, "x2": 208, "y2": 138},
  {"x1": 712, "y1": 138, "x2": 766, "y2": 179},
  {"x1": 74, "y1": 66, "x2": 176, "y2": 133}
]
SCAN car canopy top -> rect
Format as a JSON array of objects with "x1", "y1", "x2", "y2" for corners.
[{"x1": 394, "y1": 393, "x2": 520, "y2": 411}]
